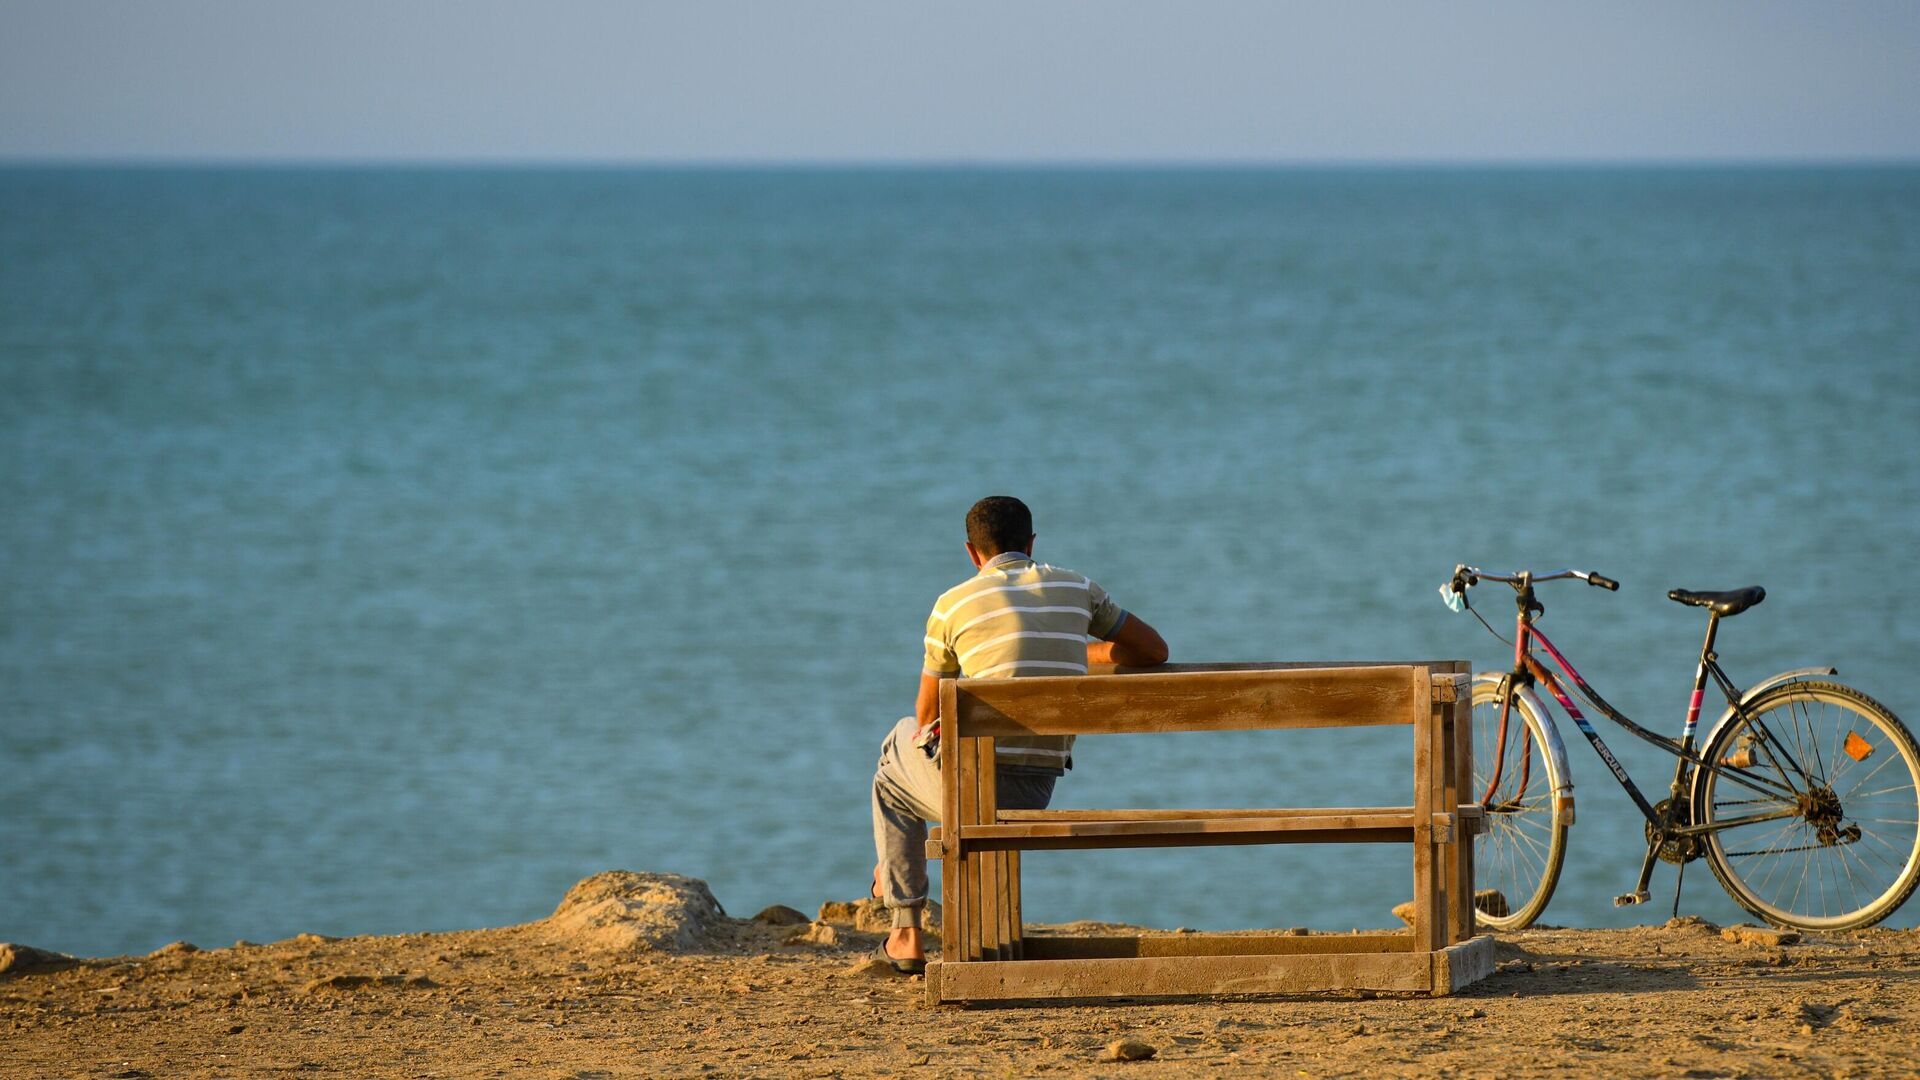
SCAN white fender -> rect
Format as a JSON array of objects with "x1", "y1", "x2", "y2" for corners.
[
  {"x1": 1690, "y1": 667, "x2": 1838, "y2": 803},
  {"x1": 1474, "y1": 673, "x2": 1576, "y2": 826}
]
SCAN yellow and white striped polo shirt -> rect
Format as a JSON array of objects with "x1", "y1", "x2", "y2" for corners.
[{"x1": 923, "y1": 551, "x2": 1128, "y2": 771}]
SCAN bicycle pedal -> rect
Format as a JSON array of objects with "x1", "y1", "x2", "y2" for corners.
[{"x1": 1613, "y1": 891, "x2": 1651, "y2": 907}]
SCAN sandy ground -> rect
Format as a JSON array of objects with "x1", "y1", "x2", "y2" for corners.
[{"x1": 8, "y1": 893, "x2": 1920, "y2": 1079}]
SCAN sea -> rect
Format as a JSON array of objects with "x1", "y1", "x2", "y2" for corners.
[{"x1": 3, "y1": 166, "x2": 1918, "y2": 957}]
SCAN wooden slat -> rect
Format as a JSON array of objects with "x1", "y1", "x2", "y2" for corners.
[
  {"x1": 935, "y1": 808, "x2": 1480, "y2": 855},
  {"x1": 963, "y1": 828, "x2": 1416, "y2": 852},
  {"x1": 953, "y1": 665, "x2": 1419, "y2": 738},
  {"x1": 938, "y1": 680, "x2": 964, "y2": 963},
  {"x1": 1449, "y1": 664, "x2": 1475, "y2": 943},
  {"x1": 1091, "y1": 660, "x2": 1478, "y2": 676},
  {"x1": 961, "y1": 812, "x2": 1415, "y2": 841},
  {"x1": 997, "y1": 806, "x2": 1415, "y2": 822},
  {"x1": 1022, "y1": 934, "x2": 1414, "y2": 959},
  {"x1": 1005, "y1": 850, "x2": 1023, "y2": 960},
  {"x1": 1433, "y1": 935, "x2": 1495, "y2": 995},
  {"x1": 1411, "y1": 672, "x2": 1441, "y2": 952},
  {"x1": 975, "y1": 737, "x2": 1002, "y2": 962},
  {"x1": 936, "y1": 951, "x2": 1437, "y2": 1001}
]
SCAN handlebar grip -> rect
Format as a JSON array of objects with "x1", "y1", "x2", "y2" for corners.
[{"x1": 1587, "y1": 572, "x2": 1620, "y2": 591}]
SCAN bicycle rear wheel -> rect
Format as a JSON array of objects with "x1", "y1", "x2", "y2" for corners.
[
  {"x1": 1696, "y1": 681, "x2": 1920, "y2": 931},
  {"x1": 1472, "y1": 675, "x2": 1569, "y2": 931}
]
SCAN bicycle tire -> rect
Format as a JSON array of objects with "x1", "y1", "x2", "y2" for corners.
[
  {"x1": 1695, "y1": 680, "x2": 1920, "y2": 931},
  {"x1": 1471, "y1": 675, "x2": 1570, "y2": 931}
]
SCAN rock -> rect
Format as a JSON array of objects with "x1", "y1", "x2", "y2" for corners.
[
  {"x1": 1102, "y1": 1039, "x2": 1156, "y2": 1061},
  {"x1": 1390, "y1": 901, "x2": 1417, "y2": 926},
  {"x1": 844, "y1": 955, "x2": 896, "y2": 978},
  {"x1": 288, "y1": 933, "x2": 336, "y2": 946},
  {"x1": 1797, "y1": 1001, "x2": 1838, "y2": 1028},
  {"x1": 1665, "y1": 915, "x2": 1718, "y2": 931},
  {"x1": 1496, "y1": 959, "x2": 1534, "y2": 974},
  {"x1": 148, "y1": 941, "x2": 200, "y2": 958},
  {"x1": 1722, "y1": 925, "x2": 1800, "y2": 948},
  {"x1": 819, "y1": 897, "x2": 941, "y2": 934},
  {"x1": 301, "y1": 974, "x2": 436, "y2": 994},
  {"x1": 303, "y1": 974, "x2": 375, "y2": 993},
  {"x1": 544, "y1": 871, "x2": 726, "y2": 954},
  {"x1": 1475, "y1": 889, "x2": 1510, "y2": 918},
  {"x1": 786, "y1": 922, "x2": 840, "y2": 947},
  {"x1": 752, "y1": 905, "x2": 809, "y2": 926},
  {"x1": 232, "y1": 940, "x2": 257, "y2": 949},
  {"x1": 0, "y1": 943, "x2": 77, "y2": 975}
]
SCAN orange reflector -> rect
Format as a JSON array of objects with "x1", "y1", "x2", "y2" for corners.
[{"x1": 1844, "y1": 731, "x2": 1875, "y2": 762}]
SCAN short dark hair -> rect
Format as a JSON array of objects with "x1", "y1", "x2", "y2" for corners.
[{"x1": 965, "y1": 496, "x2": 1033, "y2": 557}]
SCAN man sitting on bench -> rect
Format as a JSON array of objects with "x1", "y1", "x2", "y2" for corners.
[{"x1": 870, "y1": 495, "x2": 1169, "y2": 973}]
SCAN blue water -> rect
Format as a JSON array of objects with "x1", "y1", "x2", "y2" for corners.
[{"x1": 3, "y1": 166, "x2": 1918, "y2": 957}]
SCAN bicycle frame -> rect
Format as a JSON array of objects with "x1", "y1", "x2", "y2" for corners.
[{"x1": 1490, "y1": 582, "x2": 1813, "y2": 847}]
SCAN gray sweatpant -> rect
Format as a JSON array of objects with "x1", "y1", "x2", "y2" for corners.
[{"x1": 871, "y1": 716, "x2": 1055, "y2": 930}]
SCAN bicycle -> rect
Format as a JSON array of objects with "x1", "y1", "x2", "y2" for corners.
[{"x1": 1440, "y1": 565, "x2": 1920, "y2": 932}]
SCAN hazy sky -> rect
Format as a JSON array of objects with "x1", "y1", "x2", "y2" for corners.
[{"x1": 3, "y1": 1, "x2": 1917, "y2": 163}]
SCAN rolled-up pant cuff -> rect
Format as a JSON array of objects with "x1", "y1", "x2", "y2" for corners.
[{"x1": 890, "y1": 904, "x2": 923, "y2": 930}]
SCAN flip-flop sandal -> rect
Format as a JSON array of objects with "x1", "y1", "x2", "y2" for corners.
[{"x1": 874, "y1": 941, "x2": 926, "y2": 976}]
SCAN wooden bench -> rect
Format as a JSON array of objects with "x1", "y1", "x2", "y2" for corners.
[{"x1": 925, "y1": 660, "x2": 1494, "y2": 1003}]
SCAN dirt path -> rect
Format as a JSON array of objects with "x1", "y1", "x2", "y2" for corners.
[{"x1": 8, "y1": 899, "x2": 1920, "y2": 1078}]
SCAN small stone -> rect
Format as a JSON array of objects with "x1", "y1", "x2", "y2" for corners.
[
  {"x1": 289, "y1": 933, "x2": 336, "y2": 946},
  {"x1": 1390, "y1": 901, "x2": 1417, "y2": 926},
  {"x1": 786, "y1": 922, "x2": 840, "y2": 947},
  {"x1": 1281, "y1": 927, "x2": 1308, "y2": 936},
  {"x1": 1664, "y1": 915, "x2": 1718, "y2": 931},
  {"x1": 0, "y1": 943, "x2": 77, "y2": 974},
  {"x1": 1496, "y1": 959, "x2": 1534, "y2": 974},
  {"x1": 232, "y1": 940, "x2": 257, "y2": 949},
  {"x1": 846, "y1": 955, "x2": 895, "y2": 978},
  {"x1": 225, "y1": 1023, "x2": 246, "y2": 1035},
  {"x1": 1103, "y1": 1039, "x2": 1156, "y2": 1061},
  {"x1": 1722, "y1": 924, "x2": 1800, "y2": 948},
  {"x1": 1461, "y1": 1007, "x2": 1486, "y2": 1019},
  {"x1": 148, "y1": 941, "x2": 200, "y2": 959},
  {"x1": 819, "y1": 898, "x2": 942, "y2": 934},
  {"x1": 752, "y1": 905, "x2": 809, "y2": 926},
  {"x1": 302, "y1": 975, "x2": 375, "y2": 993}
]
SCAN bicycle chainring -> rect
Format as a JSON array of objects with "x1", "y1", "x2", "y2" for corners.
[{"x1": 1648, "y1": 798, "x2": 1704, "y2": 865}]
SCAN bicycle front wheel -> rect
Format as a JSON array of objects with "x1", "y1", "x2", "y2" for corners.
[
  {"x1": 1697, "y1": 681, "x2": 1920, "y2": 931},
  {"x1": 1472, "y1": 675, "x2": 1569, "y2": 931}
]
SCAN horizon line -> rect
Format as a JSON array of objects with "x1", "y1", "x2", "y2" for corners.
[{"x1": 4, "y1": 154, "x2": 1919, "y2": 171}]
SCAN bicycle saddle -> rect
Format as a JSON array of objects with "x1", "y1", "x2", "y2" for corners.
[{"x1": 1667, "y1": 586, "x2": 1766, "y2": 617}]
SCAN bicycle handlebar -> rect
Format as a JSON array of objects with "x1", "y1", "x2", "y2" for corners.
[{"x1": 1447, "y1": 565, "x2": 1621, "y2": 594}]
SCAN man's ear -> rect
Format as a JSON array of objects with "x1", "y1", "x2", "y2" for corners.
[
  {"x1": 965, "y1": 541, "x2": 986, "y2": 569},
  {"x1": 1023, "y1": 534, "x2": 1036, "y2": 556}
]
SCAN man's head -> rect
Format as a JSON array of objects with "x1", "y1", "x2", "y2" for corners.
[{"x1": 965, "y1": 496, "x2": 1035, "y2": 565}]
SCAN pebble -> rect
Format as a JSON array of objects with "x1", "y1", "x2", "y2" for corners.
[
  {"x1": 1721, "y1": 925, "x2": 1800, "y2": 948},
  {"x1": 785, "y1": 922, "x2": 840, "y2": 948},
  {"x1": 1103, "y1": 1038, "x2": 1156, "y2": 1061},
  {"x1": 752, "y1": 905, "x2": 810, "y2": 926}
]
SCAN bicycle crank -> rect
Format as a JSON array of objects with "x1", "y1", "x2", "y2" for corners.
[{"x1": 1647, "y1": 797, "x2": 1704, "y2": 865}]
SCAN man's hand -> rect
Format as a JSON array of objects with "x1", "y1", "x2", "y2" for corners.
[{"x1": 1089, "y1": 615, "x2": 1169, "y2": 667}]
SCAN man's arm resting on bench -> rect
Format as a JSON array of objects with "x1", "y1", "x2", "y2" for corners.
[
  {"x1": 1087, "y1": 613, "x2": 1169, "y2": 667},
  {"x1": 911, "y1": 615, "x2": 1169, "y2": 737}
]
